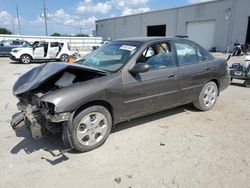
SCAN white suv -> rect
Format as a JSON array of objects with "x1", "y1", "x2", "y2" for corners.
[{"x1": 10, "y1": 41, "x2": 71, "y2": 64}]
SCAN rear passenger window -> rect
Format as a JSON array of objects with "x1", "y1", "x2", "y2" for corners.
[
  {"x1": 174, "y1": 42, "x2": 198, "y2": 65},
  {"x1": 50, "y1": 42, "x2": 59, "y2": 47}
]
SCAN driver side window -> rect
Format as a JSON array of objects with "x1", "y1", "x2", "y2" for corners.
[{"x1": 138, "y1": 42, "x2": 175, "y2": 70}]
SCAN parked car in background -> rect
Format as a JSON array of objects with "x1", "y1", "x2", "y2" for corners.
[
  {"x1": 10, "y1": 40, "x2": 71, "y2": 64},
  {"x1": 230, "y1": 54, "x2": 250, "y2": 87},
  {"x1": 0, "y1": 39, "x2": 32, "y2": 57},
  {"x1": 11, "y1": 37, "x2": 230, "y2": 152}
]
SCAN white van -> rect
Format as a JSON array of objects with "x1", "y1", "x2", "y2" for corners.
[{"x1": 10, "y1": 41, "x2": 71, "y2": 64}]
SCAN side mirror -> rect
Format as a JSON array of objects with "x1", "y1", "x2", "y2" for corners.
[{"x1": 129, "y1": 63, "x2": 149, "y2": 74}]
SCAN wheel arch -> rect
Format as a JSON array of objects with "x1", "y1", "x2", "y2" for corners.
[
  {"x1": 59, "y1": 53, "x2": 69, "y2": 62},
  {"x1": 74, "y1": 100, "x2": 114, "y2": 122},
  {"x1": 208, "y1": 78, "x2": 220, "y2": 95},
  {"x1": 20, "y1": 53, "x2": 33, "y2": 59}
]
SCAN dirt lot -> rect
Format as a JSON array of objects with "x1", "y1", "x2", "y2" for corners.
[{"x1": 0, "y1": 54, "x2": 249, "y2": 188}]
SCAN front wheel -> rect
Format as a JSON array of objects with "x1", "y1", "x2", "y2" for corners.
[
  {"x1": 244, "y1": 80, "x2": 250, "y2": 88},
  {"x1": 193, "y1": 81, "x2": 218, "y2": 111},
  {"x1": 69, "y1": 106, "x2": 112, "y2": 152},
  {"x1": 20, "y1": 54, "x2": 32, "y2": 64}
]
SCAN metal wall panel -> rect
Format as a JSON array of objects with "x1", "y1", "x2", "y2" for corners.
[
  {"x1": 230, "y1": 0, "x2": 250, "y2": 48},
  {"x1": 96, "y1": 0, "x2": 250, "y2": 51}
]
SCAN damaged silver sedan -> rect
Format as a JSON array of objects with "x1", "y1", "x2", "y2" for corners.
[{"x1": 11, "y1": 37, "x2": 230, "y2": 152}]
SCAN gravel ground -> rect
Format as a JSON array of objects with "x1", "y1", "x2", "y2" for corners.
[{"x1": 0, "y1": 54, "x2": 249, "y2": 188}]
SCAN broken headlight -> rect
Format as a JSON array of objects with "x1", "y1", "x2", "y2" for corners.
[
  {"x1": 48, "y1": 112, "x2": 71, "y2": 122},
  {"x1": 41, "y1": 101, "x2": 55, "y2": 115},
  {"x1": 41, "y1": 101, "x2": 70, "y2": 122}
]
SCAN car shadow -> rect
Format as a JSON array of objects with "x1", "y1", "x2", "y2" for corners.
[
  {"x1": 230, "y1": 82, "x2": 246, "y2": 88},
  {"x1": 10, "y1": 61, "x2": 45, "y2": 65},
  {"x1": 10, "y1": 121, "x2": 69, "y2": 165},
  {"x1": 112, "y1": 104, "x2": 197, "y2": 133},
  {"x1": 11, "y1": 125, "x2": 65, "y2": 154},
  {"x1": 10, "y1": 104, "x2": 197, "y2": 162}
]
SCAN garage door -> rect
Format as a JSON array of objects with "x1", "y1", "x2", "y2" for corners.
[{"x1": 186, "y1": 21, "x2": 215, "y2": 50}]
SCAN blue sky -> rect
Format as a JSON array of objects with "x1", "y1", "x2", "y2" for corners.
[{"x1": 0, "y1": 0, "x2": 209, "y2": 36}]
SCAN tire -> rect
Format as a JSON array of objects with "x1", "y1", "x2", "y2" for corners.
[
  {"x1": 236, "y1": 50, "x2": 241, "y2": 56},
  {"x1": 244, "y1": 80, "x2": 250, "y2": 88},
  {"x1": 69, "y1": 106, "x2": 112, "y2": 152},
  {"x1": 20, "y1": 54, "x2": 32, "y2": 64},
  {"x1": 60, "y1": 54, "x2": 69, "y2": 62},
  {"x1": 193, "y1": 81, "x2": 218, "y2": 111}
]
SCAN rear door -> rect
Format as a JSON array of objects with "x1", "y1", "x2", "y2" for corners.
[
  {"x1": 174, "y1": 41, "x2": 213, "y2": 103},
  {"x1": 122, "y1": 41, "x2": 179, "y2": 118},
  {"x1": 49, "y1": 42, "x2": 59, "y2": 58}
]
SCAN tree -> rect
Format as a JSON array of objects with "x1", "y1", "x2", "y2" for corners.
[
  {"x1": 0, "y1": 27, "x2": 12, "y2": 34},
  {"x1": 51, "y1": 32, "x2": 61, "y2": 36},
  {"x1": 76, "y1": 34, "x2": 89, "y2": 37}
]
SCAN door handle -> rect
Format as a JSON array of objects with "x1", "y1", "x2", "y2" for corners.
[
  {"x1": 168, "y1": 74, "x2": 177, "y2": 78},
  {"x1": 205, "y1": 68, "x2": 210, "y2": 71}
]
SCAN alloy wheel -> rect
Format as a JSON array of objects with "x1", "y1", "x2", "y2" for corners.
[{"x1": 203, "y1": 84, "x2": 217, "y2": 107}]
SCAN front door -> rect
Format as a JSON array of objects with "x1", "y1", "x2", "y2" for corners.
[
  {"x1": 122, "y1": 42, "x2": 179, "y2": 118},
  {"x1": 33, "y1": 42, "x2": 48, "y2": 59},
  {"x1": 33, "y1": 46, "x2": 44, "y2": 59}
]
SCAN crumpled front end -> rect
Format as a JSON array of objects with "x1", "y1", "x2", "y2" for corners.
[
  {"x1": 11, "y1": 62, "x2": 107, "y2": 140},
  {"x1": 11, "y1": 93, "x2": 71, "y2": 139}
]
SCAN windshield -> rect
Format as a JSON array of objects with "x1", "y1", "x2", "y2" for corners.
[
  {"x1": 75, "y1": 41, "x2": 141, "y2": 72},
  {"x1": 23, "y1": 42, "x2": 33, "y2": 48}
]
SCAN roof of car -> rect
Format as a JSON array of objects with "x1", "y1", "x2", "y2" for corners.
[{"x1": 115, "y1": 36, "x2": 188, "y2": 43}]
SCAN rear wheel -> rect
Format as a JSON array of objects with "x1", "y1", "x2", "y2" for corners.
[
  {"x1": 20, "y1": 54, "x2": 32, "y2": 64},
  {"x1": 69, "y1": 106, "x2": 112, "y2": 152},
  {"x1": 193, "y1": 81, "x2": 218, "y2": 111},
  {"x1": 60, "y1": 54, "x2": 69, "y2": 62}
]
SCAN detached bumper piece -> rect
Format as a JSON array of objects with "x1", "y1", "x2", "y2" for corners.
[
  {"x1": 11, "y1": 112, "x2": 25, "y2": 129},
  {"x1": 11, "y1": 101, "x2": 71, "y2": 141},
  {"x1": 11, "y1": 105, "x2": 43, "y2": 140},
  {"x1": 25, "y1": 106, "x2": 43, "y2": 140}
]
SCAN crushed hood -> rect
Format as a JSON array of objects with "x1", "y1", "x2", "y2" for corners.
[{"x1": 13, "y1": 62, "x2": 107, "y2": 95}]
